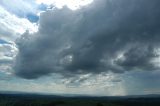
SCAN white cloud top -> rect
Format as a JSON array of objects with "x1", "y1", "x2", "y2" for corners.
[{"x1": 36, "y1": 0, "x2": 93, "y2": 10}]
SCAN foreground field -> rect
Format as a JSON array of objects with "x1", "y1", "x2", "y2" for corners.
[{"x1": 0, "y1": 93, "x2": 160, "y2": 106}]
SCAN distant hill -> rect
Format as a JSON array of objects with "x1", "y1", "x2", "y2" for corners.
[
  {"x1": 0, "y1": 91, "x2": 160, "y2": 106},
  {"x1": 0, "y1": 90, "x2": 160, "y2": 98}
]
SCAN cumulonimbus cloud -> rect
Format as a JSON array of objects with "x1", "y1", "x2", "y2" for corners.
[{"x1": 14, "y1": 0, "x2": 160, "y2": 79}]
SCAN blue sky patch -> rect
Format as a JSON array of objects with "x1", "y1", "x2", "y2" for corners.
[
  {"x1": 0, "y1": 39, "x2": 9, "y2": 44},
  {"x1": 26, "y1": 13, "x2": 39, "y2": 23},
  {"x1": 38, "y1": 3, "x2": 47, "y2": 11}
]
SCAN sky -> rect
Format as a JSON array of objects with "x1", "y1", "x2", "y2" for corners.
[{"x1": 0, "y1": 0, "x2": 160, "y2": 96}]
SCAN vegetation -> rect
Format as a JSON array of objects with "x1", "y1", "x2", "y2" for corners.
[{"x1": 0, "y1": 94, "x2": 160, "y2": 106}]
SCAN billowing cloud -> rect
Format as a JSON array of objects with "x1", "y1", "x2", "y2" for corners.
[
  {"x1": 0, "y1": 5, "x2": 37, "y2": 77},
  {"x1": 14, "y1": 0, "x2": 160, "y2": 79}
]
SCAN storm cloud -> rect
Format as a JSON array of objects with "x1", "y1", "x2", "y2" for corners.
[{"x1": 14, "y1": 0, "x2": 160, "y2": 79}]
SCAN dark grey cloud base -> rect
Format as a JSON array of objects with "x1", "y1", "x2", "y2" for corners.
[{"x1": 14, "y1": 0, "x2": 160, "y2": 79}]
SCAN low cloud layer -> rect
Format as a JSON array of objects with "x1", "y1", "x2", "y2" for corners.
[{"x1": 14, "y1": 0, "x2": 160, "y2": 79}]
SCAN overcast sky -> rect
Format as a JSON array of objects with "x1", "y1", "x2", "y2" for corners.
[{"x1": 0, "y1": 0, "x2": 160, "y2": 96}]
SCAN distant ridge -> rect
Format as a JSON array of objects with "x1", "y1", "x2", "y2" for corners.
[{"x1": 0, "y1": 90, "x2": 160, "y2": 98}]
